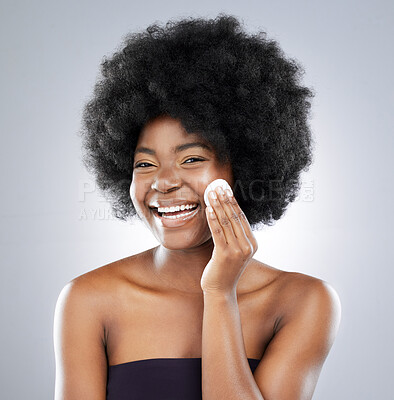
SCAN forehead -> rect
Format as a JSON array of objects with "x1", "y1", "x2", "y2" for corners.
[{"x1": 136, "y1": 115, "x2": 213, "y2": 153}]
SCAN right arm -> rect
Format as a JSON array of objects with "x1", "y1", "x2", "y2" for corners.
[{"x1": 53, "y1": 279, "x2": 108, "y2": 400}]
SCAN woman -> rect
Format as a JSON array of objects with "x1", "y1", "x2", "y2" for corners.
[{"x1": 54, "y1": 14, "x2": 341, "y2": 400}]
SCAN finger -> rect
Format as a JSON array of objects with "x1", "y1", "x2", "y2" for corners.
[
  {"x1": 225, "y1": 189, "x2": 258, "y2": 253},
  {"x1": 210, "y1": 189, "x2": 236, "y2": 246},
  {"x1": 216, "y1": 186, "x2": 253, "y2": 255},
  {"x1": 216, "y1": 186, "x2": 247, "y2": 240},
  {"x1": 205, "y1": 205, "x2": 227, "y2": 248}
]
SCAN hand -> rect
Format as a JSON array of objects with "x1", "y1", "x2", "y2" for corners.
[{"x1": 200, "y1": 186, "x2": 258, "y2": 295}]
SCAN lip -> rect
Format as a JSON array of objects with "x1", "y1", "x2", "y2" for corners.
[{"x1": 151, "y1": 204, "x2": 201, "y2": 228}]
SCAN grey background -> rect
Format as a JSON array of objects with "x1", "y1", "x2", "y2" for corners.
[{"x1": 1, "y1": 0, "x2": 393, "y2": 399}]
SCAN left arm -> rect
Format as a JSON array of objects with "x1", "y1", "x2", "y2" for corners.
[
  {"x1": 200, "y1": 186, "x2": 341, "y2": 399},
  {"x1": 201, "y1": 279, "x2": 341, "y2": 400},
  {"x1": 201, "y1": 289, "x2": 263, "y2": 400}
]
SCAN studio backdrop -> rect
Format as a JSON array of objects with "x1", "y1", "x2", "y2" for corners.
[{"x1": 0, "y1": 1, "x2": 392, "y2": 399}]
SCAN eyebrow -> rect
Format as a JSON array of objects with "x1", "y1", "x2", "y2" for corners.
[{"x1": 134, "y1": 142, "x2": 212, "y2": 156}]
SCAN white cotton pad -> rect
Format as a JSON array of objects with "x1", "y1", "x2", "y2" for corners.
[{"x1": 204, "y1": 179, "x2": 233, "y2": 207}]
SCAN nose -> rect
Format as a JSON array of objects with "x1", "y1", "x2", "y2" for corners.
[{"x1": 151, "y1": 167, "x2": 182, "y2": 193}]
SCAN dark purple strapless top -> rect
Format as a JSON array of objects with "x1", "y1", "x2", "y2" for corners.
[{"x1": 106, "y1": 357, "x2": 260, "y2": 400}]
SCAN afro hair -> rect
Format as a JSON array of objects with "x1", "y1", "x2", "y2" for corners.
[{"x1": 79, "y1": 13, "x2": 314, "y2": 230}]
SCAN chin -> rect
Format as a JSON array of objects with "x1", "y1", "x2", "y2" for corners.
[{"x1": 154, "y1": 231, "x2": 212, "y2": 250}]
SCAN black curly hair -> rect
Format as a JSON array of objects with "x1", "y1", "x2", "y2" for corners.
[{"x1": 79, "y1": 13, "x2": 314, "y2": 230}]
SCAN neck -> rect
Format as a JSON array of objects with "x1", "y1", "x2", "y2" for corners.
[{"x1": 151, "y1": 239, "x2": 215, "y2": 294}]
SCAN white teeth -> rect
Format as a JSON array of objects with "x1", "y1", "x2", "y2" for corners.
[
  {"x1": 161, "y1": 207, "x2": 199, "y2": 219},
  {"x1": 157, "y1": 203, "x2": 198, "y2": 213}
]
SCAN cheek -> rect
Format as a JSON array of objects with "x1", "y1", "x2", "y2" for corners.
[
  {"x1": 194, "y1": 166, "x2": 233, "y2": 197},
  {"x1": 129, "y1": 180, "x2": 136, "y2": 203},
  {"x1": 196, "y1": 165, "x2": 221, "y2": 184},
  {"x1": 129, "y1": 178, "x2": 146, "y2": 210}
]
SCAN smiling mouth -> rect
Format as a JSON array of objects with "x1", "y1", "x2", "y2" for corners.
[{"x1": 150, "y1": 204, "x2": 200, "y2": 218}]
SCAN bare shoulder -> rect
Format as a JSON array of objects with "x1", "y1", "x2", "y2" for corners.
[
  {"x1": 279, "y1": 269, "x2": 341, "y2": 306},
  {"x1": 248, "y1": 264, "x2": 341, "y2": 399},
  {"x1": 251, "y1": 258, "x2": 340, "y2": 295},
  {"x1": 248, "y1": 259, "x2": 341, "y2": 326},
  {"x1": 67, "y1": 248, "x2": 153, "y2": 289},
  {"x1": 271, "y1": 267, "x2": 342, "y2": 333},
  {"x1": 58, "y1": 249, "x2": 153, "y2": 320}
]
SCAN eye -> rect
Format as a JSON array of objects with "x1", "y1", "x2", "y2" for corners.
[
  {"x1": 134, "y1": 158, "x2": 204, "y2": 168},
  {"x1": 134, "y1": 162, "x2": 152, "y2": 168},
  {"x1": 184, "y1": 157, "x2": 204, "y2": 164}
]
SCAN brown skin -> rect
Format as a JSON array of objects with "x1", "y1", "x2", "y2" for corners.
[
  {"x1": 129, "y1": 114, "x2": 235, "y2": 294},
  {"x1": 54, "y1": 115, "x2": 341, "y2": 399}
]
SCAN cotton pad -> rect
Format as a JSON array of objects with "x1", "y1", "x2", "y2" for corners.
[{"x1": 204, "y1": 179, "x2": 233, "y2": 207}]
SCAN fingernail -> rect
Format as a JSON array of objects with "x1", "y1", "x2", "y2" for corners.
[{"x1": 210, "y1": 190, "x2": 217, "y2": 199}]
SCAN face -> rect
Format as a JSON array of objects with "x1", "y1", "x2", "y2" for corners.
[{"x1": 130, "y1": 115, "x2": 234, "y2": 249}]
